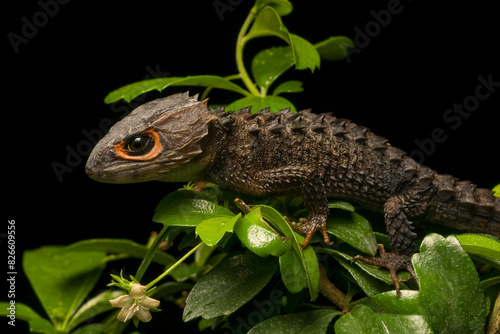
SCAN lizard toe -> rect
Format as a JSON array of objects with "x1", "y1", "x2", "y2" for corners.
[
  {"x1": 353, "y1": 244, "x2": 418, "y2": 294},
  {"x1": 287, "y1": 215, "x2": 331, "y2": 248}
]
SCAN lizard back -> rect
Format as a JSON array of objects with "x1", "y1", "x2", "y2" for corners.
[{"x1": 206, "y1": 102, "x2": 500, "y2": 238}]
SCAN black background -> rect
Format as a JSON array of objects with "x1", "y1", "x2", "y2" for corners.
[{"x1": 4, "y1": 0, "x2": 499, "y2": 332}]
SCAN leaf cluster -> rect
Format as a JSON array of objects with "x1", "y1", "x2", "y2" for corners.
[
  {"x1": 103, "y1": 0, "x2": 353, "y2": 113},
  {"x1": 7, "y1": 184, "x2": 500, "y2": 333}
]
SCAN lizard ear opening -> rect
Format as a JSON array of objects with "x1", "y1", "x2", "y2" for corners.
[{"x1": 114, "y1": 129, "x2": 162, "y2": 161}]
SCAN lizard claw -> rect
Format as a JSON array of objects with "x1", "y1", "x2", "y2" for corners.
[
  {"x1": 285, "y1": 215, "x2": 333, "y2": 248},
  {"x1": 353, "y1": 244, "x2": 418, "y2": 294}
]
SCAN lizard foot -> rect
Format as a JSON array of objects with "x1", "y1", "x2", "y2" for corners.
[
  {"x1": 285, "y1": 215, "x2": 333, "y2": 249},
  {"x1": 353, "y1": 244, "x2": 418, "y2": 294}
]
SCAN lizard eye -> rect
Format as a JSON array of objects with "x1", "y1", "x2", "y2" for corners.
[
  {"x1": 125, "y1": 135, "x2": 152, "y2": 153},
  {"x1": 114, "y1": 130, "x2": 162, "y2": 160}
]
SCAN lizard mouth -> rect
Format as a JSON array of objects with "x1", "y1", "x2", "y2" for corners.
[
  {"x1": 86, "y1": 160, "x2": 143, "y2": 183},
  {"x1": 85, "y1": 158, "x2": 118, "y2": 183},
  {"x1": 85, "y1": 156, "x2": 137, "y2": 184},
  {"x1": 85, "y1": 153, "x2": 172, "y2": 184}
]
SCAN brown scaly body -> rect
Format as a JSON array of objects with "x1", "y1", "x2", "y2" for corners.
[{"x1": 86, "y1": 92, "x2": 500, "y2": 291}]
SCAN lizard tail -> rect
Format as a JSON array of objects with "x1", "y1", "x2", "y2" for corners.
[{"x1": 426, "y1": 174, "x2": 500, "y2": 238}]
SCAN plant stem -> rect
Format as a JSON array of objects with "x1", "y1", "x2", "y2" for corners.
[
  {"x1": 135, "y1": 225, "x2": 169, "y2": 282},
  {"x1": 318, "y1": 264, "x2": 347, "y2": 311},
  {"x1": 146, "y1": 242, "x2": 204, "y2": 289},
  {"x1": 236, "y1": 6, "x2": 261, "y2": 97}
]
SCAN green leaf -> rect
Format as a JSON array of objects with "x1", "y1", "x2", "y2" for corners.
[
  {"x1": 327, "y1": 211, "x2": 378, "y2": 256},
  {"x1": 225, "y1": 95, "x2": 296, "y2": 113},
  {"x1": 279, "y1": 246, "x2": 306, "y2": 293},
  {"x1": 234, "y1": 208, "x2": 292, "y2": 257},
  {"x1": 335, "y1": 304, "x2": 389, "y2": 334},
  {"x1": 248, "y1": 309, "x2": 341, "y2": 334},
  {"x1": 257, "y1": 204, "x2": 297, "y2": 240},
  {"x1": 328, "y1": 200, "x2": 356, "y2": 212},
  {"x1": 250, "y1": 36, "x2": 348, "y2": 94},
  {"x1": 104, "y1": 75, "x2": 251, "y2": 104},
  {"x1": 481, "y1": 276, "x2": 500, "y2": 289},
  {"x1": 194, "y1": 242, "x2": 217, "y2": 268},
  {"x1": 71, "y1": 323, "x2": 109, "y2": 334},
  {"x1": 319, "y1": 248, "x2": 392, "y2": 296},
  {"x1": 196, "y1": 214, "x2": 240, "y2": 246},
  {"x1": 153, "y1": 190, "x2": 234, "y2": 227},
  {"x1": 350, "y1": 290, "x2": 423, "y2": 315},
  {"x1": 315, "y1": 36, "x2": 354, "y2": 61},
  {"x1": 289, "y1": 33, "x2": 321, "y2": 72},
  {"x1": 255, "y1": 0, "x2": 293, "y2": 16},
  {"x1": 246, "y1": 7, "x2": 320, "y2": 73},
  {"x1": 493, "y1": 184, "x2": 500, "y2": 197},
  {"x1": 457, "y1": 233, "x2": 500, "y2": 260},
  {"x1": 63, "y1": 238, "x2": 178, "y2": 267},
  {"x1": 338, "y1": 300, "x2": 433, "y2": 333},
  {"x1": 23, "y1": 246, "x2": 107, "y2": 331},
  {"x1": 251, "y1": 46, "x2": 294, "y2": 91},
  {"x1": 182, "y1": 253, "x2": 278, "y2": 321},
  {"x1": 0, "y1": 302, "x2": 55, "y2": 334},
  {"x1": 257, "y1": 205, "x2": 320, "y2": 300},
  {"x1": 281, "y1": 236, "x2": 320, "y2": 300},
  {"x1": 471, "y1": 253, "x2": 500, "y2": 271},
  {"x1": 349, "y1": 291, "x2": 433, "y2": 333},
  {"x1": 68, "y1": 290, "x2": 124, "y2": 330},
  {"x1": 272, "y1": 80, "x2": 303, "y2": 96},
  {"x1": 412, "y1": 234, "x2": 488, "y2": 334},
  {"x1": 246, "y1": 6, "x2": 291, "y2": 44}
]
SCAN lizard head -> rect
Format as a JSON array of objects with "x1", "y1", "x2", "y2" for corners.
[{"x1": 86, "y1": 92, "x2": 217, "y2": 183}]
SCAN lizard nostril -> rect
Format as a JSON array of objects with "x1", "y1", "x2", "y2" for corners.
[{"x1": 85, "y1": 159, "x2": 98, "y2": 177}]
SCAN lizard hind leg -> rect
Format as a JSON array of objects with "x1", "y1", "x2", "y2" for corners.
[
  {"x1": 353, "y1": 244, "x2": 418, "y2": 294},
  {"x1": 353, "y1": 196, "x2": 419, "y2": 293}
]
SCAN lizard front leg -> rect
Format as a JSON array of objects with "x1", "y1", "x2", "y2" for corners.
[
  {"x1": 238, "y1": 166, "x2": 332, "y2": 248},
  {"x1": 285, "y1": 176, "x2": 331, "y2": 248}
]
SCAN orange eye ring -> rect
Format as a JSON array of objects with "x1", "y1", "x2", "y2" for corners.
[{"x1": 114, "y1": 129, "x2": 162, "y2": 160}]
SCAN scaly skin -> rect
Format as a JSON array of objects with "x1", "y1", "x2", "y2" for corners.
[{"x1": 86, "y1": 92, "x2": 500, "y2": 292}]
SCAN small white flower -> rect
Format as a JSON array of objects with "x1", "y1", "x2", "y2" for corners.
[{"x1": 109, "y1": 283, "x2": 160, "y2": 322}]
